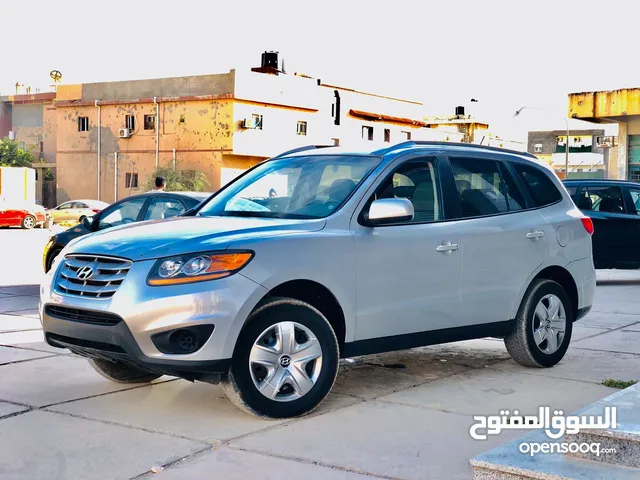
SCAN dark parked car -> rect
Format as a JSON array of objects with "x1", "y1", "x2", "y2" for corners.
[
  {"x1": 43, "y1": 191, "x2": 211, "y2": 272},
  {"x1": 564, "y1": 179, "x2": 640, "y2": 269}
]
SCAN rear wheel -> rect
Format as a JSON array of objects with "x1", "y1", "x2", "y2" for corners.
[
  {"x1": 222, "y1": 298, "x2": 339, "y2": 419},
  {"x1": 21, "y1": 215, "x2": 36, "y2": 230},
  {"x1": 88, "y1": 358, "x2": 162, "y2": 384},
  {"x1": 504, "y1": 279, "x2": 573, "y2": 368}
]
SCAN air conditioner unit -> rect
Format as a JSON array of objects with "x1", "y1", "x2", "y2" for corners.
[
  {"x1": 118, "y1": 128, "x2": 132, "y2": 138},
  {"x1": 242, "y1": 118, "x2": 257, "y2": 129}
]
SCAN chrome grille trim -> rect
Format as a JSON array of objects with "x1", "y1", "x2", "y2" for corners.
[{"x1": 54, "y1": 254, "x2": 133, "y2": 299}]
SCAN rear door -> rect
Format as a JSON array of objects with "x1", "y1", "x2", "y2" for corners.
[
  {"x1": 449, "y1": 154, "x2": 547, "y2": 325},
  {"x1": 576, "y1": 183, "x2": 633, "y2": 268}
]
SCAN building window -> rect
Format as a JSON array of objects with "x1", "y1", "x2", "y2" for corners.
[
  {"x1": 78, "y1": 117, "x2": 89, "y2": 132},
  {"x1": 125, "y1": 115, "x2": 136, "y2": 131},
  {"x1": 297, "y1": 121, "x2": 308, "y2": 136},
  {"x1": 534, "y1": 143, "x2": 543, "y2": 153},
  {"x1": 362, "y1": 126, "x2": 374, "y2": 141},
  {"x1": 401, "y1": 131, "x2": 411, "y2": 140},
  {"x1": 144, "y1": 114, "x2": 155, "y2": 130},
  {"x1": 332, "y1": 90, "x2": 341, "y2": 126},
  {"x1": 384, "y1": 129, "x2": 391, "y2": 143},
  {"x1": 125, "y1": 173, "x2": 139, "y2": 189},
  {"x1": 332, "y1": 138, "x2": 340, "y2": 146}
]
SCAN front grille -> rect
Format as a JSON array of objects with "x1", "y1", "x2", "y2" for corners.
[
  {"x1": 45, "y1": 305, "x2": 122, "y2": 326},
  {"x1": 55, "y1": 254, "x2": 132, "y2": 299}
]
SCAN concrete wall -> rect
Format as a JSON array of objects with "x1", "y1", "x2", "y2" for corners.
[
  {"x1": 11, "y1": 104, "x2": 44, "y2": 155},
  {"x1": 80, "y1": 71, "x2": 236, "y2": 102},
  {"x1": 56, "y1": 97, "x2": 235, "y2": 202},
  {"x1": 0, "y1": 102, "x2": 11, "y2": 138}
]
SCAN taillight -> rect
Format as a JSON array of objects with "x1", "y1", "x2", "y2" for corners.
[
  {"x1": 92, "y1": 209, "x2": 101, "y2": 213},
  {"x1": 581, "y1": 217, "x2": 594, "y2": 235}
]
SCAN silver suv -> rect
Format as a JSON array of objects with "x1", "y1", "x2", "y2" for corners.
[{"x1": 40, "y1": 141, "x2": 596, "y2": 418}]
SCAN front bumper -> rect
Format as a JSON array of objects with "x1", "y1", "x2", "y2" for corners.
[{"x1": 40, "y1": 257, "x2": 268, "y2": 374}]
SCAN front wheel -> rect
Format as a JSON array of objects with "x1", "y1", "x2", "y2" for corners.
[
  {"x1": 504, "y1": 279, "x2": 573, "y2": 368},
  {"x1": 88, "y1": 358, "x2": 162, "y2": 384},
  {"x1": 222, "y1": 298, "x2": 339, "y2": 419},
  {"x1": 21, "y1": 215, "x2": 36, "y2": 230}
]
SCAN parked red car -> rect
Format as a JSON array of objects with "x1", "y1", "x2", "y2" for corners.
[{"x1": 0, "y1": 199, "x2": 49, "y2": 229}]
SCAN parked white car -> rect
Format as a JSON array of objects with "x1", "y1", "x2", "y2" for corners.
[{"x1": 40, "y1": 141, "x2": 596, "y2": 418}]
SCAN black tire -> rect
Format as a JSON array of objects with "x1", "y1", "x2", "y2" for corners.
[
  {"x1": 504, "y1": 279, "x2": 573, "y2": 368},
  {"x1": 88, "y1": 358, "x2": 162, "y2": 384},
  {"x1": 21, "y1": 215, "x2": 36, "y2": 230},
  {"x1": 222, "y1": 297, "x2": 339, "y2": 419},
  {"x1": 45, "y1": 247, "x2": 63, "y2": 273}
]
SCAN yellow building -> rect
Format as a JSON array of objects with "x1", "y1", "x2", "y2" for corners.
[
  {"x1": 52, "y1": 54, "x2": 447, "y2": 203},
  {"x1": 568, "y1": 88, "x2": 638, "y2": 180}
]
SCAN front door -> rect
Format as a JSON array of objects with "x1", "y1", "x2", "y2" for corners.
[
  {"x1": 449, "y1": 155, "x2": 546, "y2": 325},
  {"x1": 352, "y1": 155, "x2": 463, "y2": 341}
]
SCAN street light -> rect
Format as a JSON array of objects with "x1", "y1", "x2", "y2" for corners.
[{"x1": 514, "y1": 106, "x2": 570, "y2": 178}]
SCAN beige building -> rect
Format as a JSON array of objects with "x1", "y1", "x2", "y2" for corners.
[{"x1": 50, "y1": 53, "x2": 462, "y2": 203}]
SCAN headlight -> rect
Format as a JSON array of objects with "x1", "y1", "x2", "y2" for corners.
[{"x1": 147, "y1": 251, "x2": 254, "y2": 286}]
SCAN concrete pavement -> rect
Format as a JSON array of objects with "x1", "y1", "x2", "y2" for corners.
[{"x1": 1, "y1": 228, "x2": 639, "y2": 479}]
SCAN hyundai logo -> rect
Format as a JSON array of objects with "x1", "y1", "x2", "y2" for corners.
[
  {"x1": 76, "y1": 266, "x2": 94, "y2": 280},
  {"x1": 279, "y1": 355, "x2": 291, "y2": 367}
]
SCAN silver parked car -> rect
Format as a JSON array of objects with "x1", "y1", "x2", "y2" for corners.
[{"x1": 40, "y1": 141, "x2": 596, "y2": 418}]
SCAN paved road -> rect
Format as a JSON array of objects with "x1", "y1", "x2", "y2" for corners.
[{"x1": 1, "y1": 228, "x2": 639, "y2": 479}]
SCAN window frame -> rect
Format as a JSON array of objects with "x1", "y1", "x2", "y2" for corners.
[
  {"x1": 442, "y1": 153, "x2": 544, "y2": 220},
  {"x1": 125, "y1": 114, "x2": 136, "y2": 131},
  {"x1": 355, "y1": 153, "x2": 451, "y2": 228},
  {"x1": 296, "y1": 120, "x2": 308, "y2": 136},
  {"x1": 143, "y1": 114, "x2": 155, "y2": 131},
  {"x1": 505, "y1": 158, "x2": 564, "y2": 210},
  {"x1": 575, "y1": 184, "x2": 628, "y2": 215},
  {"x1": 362, "y1": 125, "x2": 374, "y2": 141},
  {"x1": 77, "y1": 117, "x2": 89, "y2": 132}
]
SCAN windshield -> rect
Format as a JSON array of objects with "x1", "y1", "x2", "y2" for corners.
[{"x1": 197, "y1": 155, "x2": 380, "y2": 219}]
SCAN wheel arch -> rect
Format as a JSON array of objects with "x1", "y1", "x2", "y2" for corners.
[
  {"x1": 525, "y1": 265, "x2": 579, "y2": 322},
  {"x1": 240, "y1": 279, "x2": 347, "y2": 357}
]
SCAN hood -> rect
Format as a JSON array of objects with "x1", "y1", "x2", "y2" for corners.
[{"x1": 67, "y1": 216, "x2": 326, "y2": 260}]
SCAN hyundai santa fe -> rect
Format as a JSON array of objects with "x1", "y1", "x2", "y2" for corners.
[{"x1": 40, "y1": 141, "x2": 596, "y2": 419}]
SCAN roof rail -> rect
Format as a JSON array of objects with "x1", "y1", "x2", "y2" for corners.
[
  {"x1": 271, "y1": 144, "x2": 334, "y2": 159},
  {"x1": 373, "y1": 140, "x2": 538, "y2": 159}
]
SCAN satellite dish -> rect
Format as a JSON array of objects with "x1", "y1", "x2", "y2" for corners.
[{"x1": 50, "y1": 70, "x2": 62, "y2": 82}]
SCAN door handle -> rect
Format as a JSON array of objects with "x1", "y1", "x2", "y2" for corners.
[
  {"x1": 436, "y1": 242, "x2": 459, "y2": 253},
  {"x1": 526, "y1": 230, "x2": 546, "y2": 240}
]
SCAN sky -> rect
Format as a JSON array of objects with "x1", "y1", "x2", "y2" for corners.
[{"x1": 1, "y1": 0, "x2": 637, "y2": 141}]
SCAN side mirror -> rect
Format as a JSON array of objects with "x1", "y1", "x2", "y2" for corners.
[
  {"x1": 366, "y1": 198, "x2": 414, "y2": 226},
  {"x1": 82, "y1": 216, "x2": 95, "y2": 230}
]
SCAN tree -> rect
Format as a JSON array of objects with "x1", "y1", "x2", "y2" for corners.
[
  {"x1": 0, "y1": 138, "x2": 34, "y2": 167},
  {"x1": 146, "y1": 167, "x2": 210, "y2": 192}
]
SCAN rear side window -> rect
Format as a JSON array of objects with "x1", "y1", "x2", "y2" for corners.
[
  {"x1": 512, "y1": 163, "x2": 562, "y2": 207},
  {"x1": 451, "y1": 157, "x2": 523, "y2": 217},
  {"x1": 577, "y1": 185, "x2": 625, "y2": 214},
  {"x1": 565, "y1": 185, "x2": 578, "y2": 196}
]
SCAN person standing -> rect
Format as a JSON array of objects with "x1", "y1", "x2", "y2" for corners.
[{"x1": 148, "y1": 176, "x2": 166, "y2": 193}]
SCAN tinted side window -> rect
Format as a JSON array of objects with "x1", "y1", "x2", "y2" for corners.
[
  {"x1": 512, "y1": 163, "x2": 562, "y2": 207},
  {"x1": 578, "y1": 186, "x2": 625, "y2": 214},
  {"x1": 451, "y1": 157, "x2": 512, "y2": 217},
  {"x1": 565, "y1": 185, "x2": 578, "y2": 196},
  {"x1": 629, "y1": 188, "x2": 640, "y2": 215},
  {"x1": 368, "y1": 157, "x2": 440, "y2": 224},
  {"x1": 145, "y1": 198, "x2": 186, "y2": 220},
  {"x1": 98, "y1": 197, "x2": 146, "y2": 230}
]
